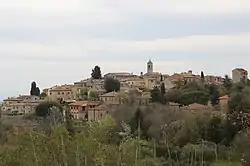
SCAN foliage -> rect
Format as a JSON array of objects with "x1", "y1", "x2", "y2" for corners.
[
  {"x1": 166, "y1": 81, "x2": 210, "y2": 106},
  {"x1": 104, "y1": 77, "x2": 121, "y2": 92},
  {"x1": 201, "y1": 71, "x2": 205, "y2": 82},
  {"x1": 207, "y1": 84, "x2": 220, "y2": 106},
  {"x1": 150, "y1": 86, "x2": 165, "y2": 104},
  {"x1": 165, "y1": 89, "x2": 181, "y2": 103},
  {"x1": 179, "y1": 90, "x2": 210, "y2": 105},
  {"x1": 76, "y1": 88, "x2": 88, "y2": 100},
  {"x1": 91, "y1": 65, "x2": 102, "y2": 79},
  {"x1": 222, "y1": 75, "x2": 233, "y2": 94},
  {"x1": 0, "y1": 116, "x2": 163, "y2": 166},
  {"x1": 88, "y1": 90, "x2": 99, "y2": 100},
  {"x1": 35, "y1": 101, "x2": 63, "y2": 117},
  {"x1": 30, "y1": 81, "x2": 40, "y2": 96},
  {"x1": 40, "y1": 92, "x2": 47, "y2": 99},
  {"x1": 160, "y1": 83, "x2": 166, "y2": 95}
]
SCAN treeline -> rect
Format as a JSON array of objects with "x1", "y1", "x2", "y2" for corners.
[{"x1": 0, "y1": 101, "x2": 248, "y2": 165}]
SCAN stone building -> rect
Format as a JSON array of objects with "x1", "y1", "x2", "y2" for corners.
[{"x1": 232, "y1": 68, "x2": 248, "y2": 83}]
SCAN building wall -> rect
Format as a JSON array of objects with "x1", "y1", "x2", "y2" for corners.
[
  {"x1": 48, "y1": 90, "x2": 73, "y2": 100},
  {"x1": 100, "y1": 96, "x2": 120, "y2": 105},
  {"x1": 3, "y1": 103, "x2": 38, "y2": 115},
  {"x1": 126, "y1": 79, "x2": 146, "y2": 89},
  {"x1": 87, "y1": 109, "x2": 108, "y2": 121},
  {"x1": 3, "y1": 98, "x2": 22, "y2": 105},
  {"x1": 232, "y1": 69, "x2": 248, "y2": 83},
  {"x1": 144, "y1": 78, "x2": 156, "y2": 89},
  {"x1": 69, "y1": 105, "x2": 84, "y2": 119}
]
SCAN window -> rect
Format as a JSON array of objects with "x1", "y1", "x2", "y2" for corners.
[
  {"x1": 62, "y1": 92, "x2": 64, "y2": 95},
  {"x1": 58, "y1": 92, "x2": 60, "y2": 95},
  {"x1": 68, "y1": 92, "x2": 70, "y2": 95},
  {"x1": 50, "y1": 92, "x2": 52, "y2": 95}
]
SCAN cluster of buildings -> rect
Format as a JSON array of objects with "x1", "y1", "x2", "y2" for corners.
[{"x1": 0, "y1": 60, "x2": 248, "y2": 121}]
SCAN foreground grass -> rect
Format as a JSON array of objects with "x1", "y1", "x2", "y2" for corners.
[{"x1": 212, "y1": 160, "x2": 241, "y2": 166}]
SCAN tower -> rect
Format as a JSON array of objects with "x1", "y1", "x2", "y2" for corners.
[{"x1": 147, "y1": 59, "x2": 153, "y2": 73}]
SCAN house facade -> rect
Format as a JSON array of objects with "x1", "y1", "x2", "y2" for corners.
[
  {"x1": 1, "y1": 96, "x2": 43, "y2": 116},
  {"x1": 48, "y1": 84, "x2": 74, "y2": 100},
  {"x1": 232, "y1": 68, "x2": 248, "y2": 83},
  {"x1": 99, "y1": 92, "x2": 120, "y2": 105},
  {"x1": 68, "y1": 101, "x2": 99, "y2": 120}
]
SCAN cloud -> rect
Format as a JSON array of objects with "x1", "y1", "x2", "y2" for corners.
[
  {"x1": 1, "y1": 0, "x2": 249, "y2": 30},
  {"x1": 113, "y1": 0, "x2": 250, "y2": 15},
  {"x1": 1, "y1": 0, "x2": 250, "y2": 100},
  {"x1": 97, "y1": 33, "x2": 250, "y2": 53},
  {"x1": 4, "y1": 0, "x2": 249, "y2": 15},
  {"x1": 1, "y1": 33, "x2": 249, "y2": 62}
]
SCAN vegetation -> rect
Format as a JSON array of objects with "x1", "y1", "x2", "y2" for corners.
[
  {"x1": 104, "y1": 77, "x2": 121, "y2": 92},
  {"x1": 201, "y1": 71, "x2": 205, "y2": 82},
  {"x1": 0, "y1": 103, "x2": 246, "y2": 166},
  {"x1": 2, "y1": 74, "x2": 250, "y2": 165},
  {"x1": 150, "y1": 86, "x2": 166, "y2": 104},
  {"x1": 163, "y1": 81, "x2": 210, "y2": 106},
  {"x1": 91, "y1": 65, "x2": 102, "y2": 79},
  {"x1": 30, "y1": 81, "x2": 40, "y2": 96}
]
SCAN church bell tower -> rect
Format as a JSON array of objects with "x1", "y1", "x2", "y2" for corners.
[{"x1": 147, "y1": 59, "x2": 153, "y2": 74}]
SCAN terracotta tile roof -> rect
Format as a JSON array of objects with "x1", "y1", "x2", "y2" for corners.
[
  {"x1": 168, "y1": 74, "x2": 184, "y2": 81},
  {"x1": 68, "y1": 101, "x2": 99, "y2": 106},
  {"x1": 49, "y1": 85, "x2": 73, "y2": 91},
  {"x1": 124, "y1": 78, "x2": 144, "y2": 82},
  {"x1": 3, "y1": 97, "x2": 22, "y2": 101},
  {"x1": 22, "y1": 99, "x2": 44, "y2": 103},
  {"x1": 68, "y1": 101, "x2": 88, "y2": 106},
  {"x1": 9, "y1": 102, "x2": 40, "y2": 106},
  {"x1": 105, "y1": 72, "x2": 132, "y2": 76},
  {"x1": 96, "y1": 104, "x2": 108, "y2": 110}
]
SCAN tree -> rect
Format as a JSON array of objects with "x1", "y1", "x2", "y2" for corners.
[
  {"x1": 150, "y1": 86, "x2": 165, "y2": 104},
  {"x1": 222, "y1": 75, "x2": 233, "y2": 94},
  {"x1": 104, "y1": 77, "x2": 120, "y2": 92},
  {"x1": 91, "y1": 65, "x2": 102, "y2": 79},
  {"x1": 201, "y1": 71, "x2": 205, "y2": 82},
  {"x1": 210, "y1": 88, "x2": 220, "y2": 106},
  {"x1": 40, "y1": 92, "x2": 47, "y2": 99},
  {"x1": 165, "y1": 89, "x2": 181, "y2": 103},
  {"x1": 160, "y1": 83, "x2": 166, "y2": 95},
  {"x1": 160, "y1": 74, "x2": 163, "y2": 82},
  {"x1": 35, "y1": 101, "x2": 63, "y2": 117},
  {"x1": 30, "y1": 81, "x2": 41, "y2": 96},
  {"x1": 178, "y1": 82, "x2": 210, "y2": 105},
  {"x1": 179, "y1": 90, "x2": 210, "y2": 105},
  {"x1": 88, "y1": 90, "x2": 99, "y2": 100},
  {"x1": 207, "y1": 84, "x2": 220, "y2": 106}
]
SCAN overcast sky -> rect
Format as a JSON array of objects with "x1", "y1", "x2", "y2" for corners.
[{"x1": 1, "y1": 0, "x2": 250, "y2": 100}]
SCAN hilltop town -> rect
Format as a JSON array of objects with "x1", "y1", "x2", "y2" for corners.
[
  {"x1": 0, "y1": 59, "x2": 248, "y2": 121},
  {"x1": 1, "y1": 59, "x2": 250, "y2": 165}
]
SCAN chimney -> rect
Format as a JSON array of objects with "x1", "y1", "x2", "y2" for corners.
[{"x1": 140, "y1": 72, "x2": 143, "y2": 76}]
